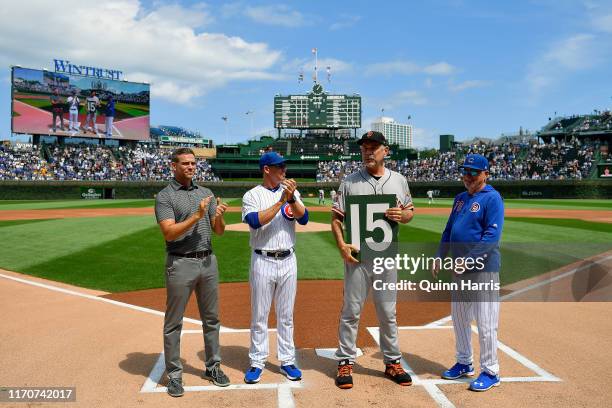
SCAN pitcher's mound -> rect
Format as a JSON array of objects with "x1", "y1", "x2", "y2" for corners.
[{"x1": 226, "y1": 221, "x2": 330, "y2": 233}]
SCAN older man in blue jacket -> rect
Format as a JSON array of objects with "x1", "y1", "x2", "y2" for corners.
[{"x1": 433, "y1": 153, "x2": 504, "y2": 392}]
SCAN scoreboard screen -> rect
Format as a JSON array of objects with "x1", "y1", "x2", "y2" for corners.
[{"x1": 274, "y1": 84, "x2": 361, "y2": 129}]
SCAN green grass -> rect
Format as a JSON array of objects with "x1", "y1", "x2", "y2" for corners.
[
  {"x1": 115, "y1": 105, "x2": 149, "y2": 117},
  {"x1": 0, "y1": 201, "x2": 610, "y2": 292},
  {"x1": 17, "y1": 98, "x2": 52, "y2": 108},
  {"x1": 505, "y1": 217, "x2": 612, "y2": 234},
  {"x1": 0, "y1": 219, "x2": 56, "y2": 228},
  {"x1": 22, "y1": 225, "x2": 167, "y2": 292},
  {"x1": 0, "y1": 199, "x2": 155, "y2": 210}
]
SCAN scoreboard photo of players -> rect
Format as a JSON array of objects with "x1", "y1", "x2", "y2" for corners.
[{"x1": 11, "y1": 66, "x2": 150, "y2": 141}]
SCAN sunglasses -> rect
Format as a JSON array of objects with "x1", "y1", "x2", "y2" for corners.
[
  {"x1": 268, "y1": 163, "x2": 287, "y2": 169},
  {"x1": 460, "y1": 168, "x2": 482, "y2": 177}
]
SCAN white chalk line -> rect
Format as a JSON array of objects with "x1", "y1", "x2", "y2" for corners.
[
  {"x1": 0, "y1": 272, "x2": 246, "y2": 331},
  {"x1": 1, "y1": 272, "x2": 293, "y2": 406},
  {"x1": 501, "y1": 254, "x2": 612, "y2": 301},
  {"x1": 383, "y1": 324, "x2": 562, "y2": 407}
]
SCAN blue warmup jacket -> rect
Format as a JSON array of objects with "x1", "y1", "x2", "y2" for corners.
[{"x1": 438, "y1": 184, "x2": 504, "y2": 272}]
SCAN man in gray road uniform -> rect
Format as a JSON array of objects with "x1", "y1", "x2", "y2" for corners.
[
  {"x1": 155, "y1": 147, "x2": 230, "y2": 397},
  {"x1": 331, "y1": 131, "x2": 415, "y2": 389}
]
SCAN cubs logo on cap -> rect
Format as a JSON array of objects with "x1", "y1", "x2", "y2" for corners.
[
  {"x1": 281, "y1": 202, "x2": 295, "y2": 221},
  {"x1": 460, "y1": 154, "x2": 488, "y2": 171}
]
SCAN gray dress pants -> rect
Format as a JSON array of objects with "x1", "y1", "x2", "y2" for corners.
[{"x1": 164, "y1": 254, "x2": 221, "y2": 379}]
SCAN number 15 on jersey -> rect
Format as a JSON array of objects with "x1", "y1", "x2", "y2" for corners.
[{"x1": 344, "y1": 195, "x2": 399, "y2": 260}]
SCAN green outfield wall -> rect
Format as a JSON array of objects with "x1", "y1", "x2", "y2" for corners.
[{"x1": 0, "y1": 180, "x2": 610, "y2": 200}]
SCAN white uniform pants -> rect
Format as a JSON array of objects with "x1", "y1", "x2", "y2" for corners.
[
  {"x1": 69, "y1": 109, "x2": 78, "y2": 130},
  {"x1": 249, "y1": 251, "x2": 297, "y2": 369},
  {"x1": 105, "y1": 116, "x2": 114, "y2": 137},
  {"x1": 451, "y1": 299, "x2": 500, "y2": 375}
]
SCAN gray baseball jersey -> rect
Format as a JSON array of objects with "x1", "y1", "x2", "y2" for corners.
[
  {"x1": 332, "y1": 167, "x2": 412, "y2": 218},
  {"x1": 333, "y1": 166, "x2": 412, "y2": 364}
]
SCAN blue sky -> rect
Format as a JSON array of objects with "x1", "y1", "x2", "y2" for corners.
[{"x1": 2, "y1": 0, "x2": 611, "y2": 148}]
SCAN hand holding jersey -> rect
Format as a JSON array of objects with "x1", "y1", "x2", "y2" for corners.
[{"x1": 331, "y1": 131, "x2": 414, "y2": 390}]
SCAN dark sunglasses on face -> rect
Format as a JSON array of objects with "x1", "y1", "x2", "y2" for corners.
[
  {"x1": 268, "y1": 163, "x2": 286, "y2": 169},
  {"x1": 460, "y1": 168, "x2": 482, "y2": 177}
]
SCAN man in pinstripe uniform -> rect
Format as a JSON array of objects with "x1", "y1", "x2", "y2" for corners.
[
  {"x1": 331, "y1": 131, "x2": 414, "y2": 389},
  {"x1": 241, "y1": 151, "x2": 309, "y2": 384},
  {"x1": 155, "y1": 147, "x2": 230, "y2": 397},
  {"x1": 433, "y1": 154, "x2": 504, "y2": 392}
]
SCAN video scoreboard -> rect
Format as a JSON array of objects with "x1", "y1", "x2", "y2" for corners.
[{"x1": 274, "y1": 84, "x2": 361, "y2": 129}]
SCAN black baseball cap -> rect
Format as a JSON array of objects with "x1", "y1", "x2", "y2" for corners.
[{"x1": 357, "y1": 131, "x2": 388, "y2": 146}]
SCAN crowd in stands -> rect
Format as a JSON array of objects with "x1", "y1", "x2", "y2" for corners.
[
  {"x1": 317, "y1": 139, "x2": 598, "y2": 182},
  {"x1": 0, "y1": 143, "x2": 46, "y2": 180},
  {"x1": 0, "y1": 144, "x2": 220, "y2": 182},
  {"x1": 0, "y1": 139, "x2": 601, "y2": 182}
]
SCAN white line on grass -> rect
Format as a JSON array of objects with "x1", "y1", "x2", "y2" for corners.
[{"x1": 0, "y1": 272, "x2": 245, "y2": 332}]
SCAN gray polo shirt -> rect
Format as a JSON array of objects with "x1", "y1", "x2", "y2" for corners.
[{"x1": 155, "y1": 178, "x2": 217, "y2": 254}]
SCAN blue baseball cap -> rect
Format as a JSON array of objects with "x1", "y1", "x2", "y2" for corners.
[
  {"x1": 460, "y1": 154, "x2": 489, "y2": 171},
  {"x1": 259, "y1": 151, "x2": 286, "y2": 169}
]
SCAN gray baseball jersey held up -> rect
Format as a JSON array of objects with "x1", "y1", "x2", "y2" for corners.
[{"x1": 332, "y1": 167, "x2": 412, "y2": 364}]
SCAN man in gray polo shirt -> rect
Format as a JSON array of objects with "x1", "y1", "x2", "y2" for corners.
[{"x1": 155, "y1": 147, "x2": 230, "y2": 397}]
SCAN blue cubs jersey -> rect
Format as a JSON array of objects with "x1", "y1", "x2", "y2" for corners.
[{"x1": 439, "y1": 184, "x2": 504, "y2": 272}]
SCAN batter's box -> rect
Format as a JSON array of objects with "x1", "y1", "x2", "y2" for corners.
[
  {"x1": 367, "y1": 325, "x2": 561, "y2": 408},
  {"x1": 369, "y1": 325, "x2": 562, "y2": 384},
  {"x1": 140, "y1": 329, "x2": 303, "y2": 396}
]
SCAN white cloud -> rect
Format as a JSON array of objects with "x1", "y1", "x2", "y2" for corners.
[
  {"x1": 423, "y1": 62, "x2": 455, "y2": 75},
  {"x1": 330, "y1": 14, "x2": 362, "y2": 31},
  {"x1": 526, "y1": 34, "x2": 597, "y2": 97},
  {"x1": 380, "y1": 90, "x2": 429, "y2": 110},
  {"x1": 364, "y1": 60, "x2": 456, "y2": 76},
  {"x1": 0, "y1": 0, "x2": 282, "y2": 104},
  {"x1": 282, "y1": 57, "x2": 352, "y2": 76},
  {"x1": 449, "y1": 79, "x2": 491, "y2": 92},
  {"x1": 591, "y1": 14, "x2": 612, "y2": 32},
  {"x1": 395, "y1": 90, "x2": 429, "y2": 106},
  {"x1": 244, "y1": 4, "x2": 308, "y2": 27},
  {"x1": 412, "y1": 127, "x2": 439, "y2": 149}
]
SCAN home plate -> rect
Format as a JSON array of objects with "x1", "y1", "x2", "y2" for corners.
[{"x1": 315, "y1": 348, "x2": 364, "y2": 360}]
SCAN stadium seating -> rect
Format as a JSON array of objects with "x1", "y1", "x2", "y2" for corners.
[{"x1": 0, "y1": 137, "x2": 602, "y2": 183}]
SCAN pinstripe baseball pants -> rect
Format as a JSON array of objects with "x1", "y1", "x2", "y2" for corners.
[
  {"x1": 249, "y1": 252, "x2": 298, "y2": 369},
  {"x1": 451, "y1": 272, "x2": 500, "y2": 375}
]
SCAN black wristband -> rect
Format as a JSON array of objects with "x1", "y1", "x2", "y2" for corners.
[{"x1": 287, "y1": 198, "x2": 296, "y2": 204}]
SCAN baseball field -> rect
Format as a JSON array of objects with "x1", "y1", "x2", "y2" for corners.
[{"x1": 0, "y1": 197, "x2": 611, "y2": 407}]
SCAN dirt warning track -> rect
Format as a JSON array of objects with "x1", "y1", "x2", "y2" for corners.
[{"x1": 1, "y1": 206, "x2": 611, "y2": 223}]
